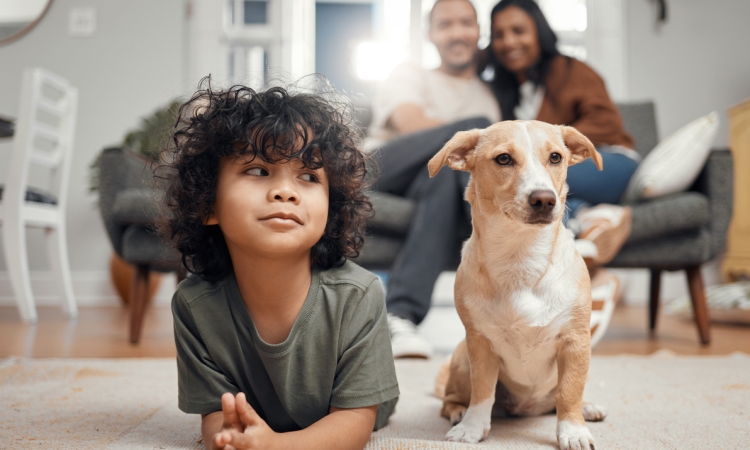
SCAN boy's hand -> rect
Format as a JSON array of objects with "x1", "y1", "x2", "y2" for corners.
[{"x1": 213, "y1": 392, "x2": 277, "y2": 450}]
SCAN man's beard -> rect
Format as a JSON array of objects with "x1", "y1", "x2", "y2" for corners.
[
  {"x1": 444, "y1": 59, "x2": 473, "y2": 73},
  {"x1": 442, "y1": 41, "x2": 476, "y2": 73}
]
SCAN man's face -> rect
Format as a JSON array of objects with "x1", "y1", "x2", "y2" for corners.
[{"x1": 429, "y1": 0, "x2": 480, "y2": 72}]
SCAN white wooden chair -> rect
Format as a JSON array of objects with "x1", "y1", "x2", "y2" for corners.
[{"x1": 0, "y1": 68, "x2": 78, "y2": 323}]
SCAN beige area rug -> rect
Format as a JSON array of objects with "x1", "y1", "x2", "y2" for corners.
[{"x1": 1, "y1": 352, "x2": 749, "y2": 449}]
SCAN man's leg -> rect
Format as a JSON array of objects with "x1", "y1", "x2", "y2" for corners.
[
  {"x1": 375, "y1": 118, "x2": 489, "y2": 358},
  {"x1": 386, "y1": 167, "x2": 468, "y2": 325},
  {"x1": 373, "y1": 117, "x2": 491, "y2": 195}
]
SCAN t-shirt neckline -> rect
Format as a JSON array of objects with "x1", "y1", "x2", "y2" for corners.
[{"x1": 227, "y1": 269, "x2": 321, "y2": 355}]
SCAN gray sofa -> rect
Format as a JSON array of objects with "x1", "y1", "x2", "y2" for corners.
[{"x1": 353, "y1": 103, "x2": 734, "y2": 345}]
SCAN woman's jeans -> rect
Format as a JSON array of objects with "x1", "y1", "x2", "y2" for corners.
[{"x1": 566, "y1": 148, "x2": 640, "y2": 217}]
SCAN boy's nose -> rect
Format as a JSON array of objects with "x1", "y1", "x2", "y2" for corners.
[
  {"x1": 269, "y1": 184, "x2": 300, "y2": 204},
  {"x1": 274, "y1": 192, "x2": 297, "y2": 202}
]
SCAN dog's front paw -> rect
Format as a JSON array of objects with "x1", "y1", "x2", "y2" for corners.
[
  {"x1": 582, "y1": 403, "x2": 607, "y2": 422},
  {"x1": 445, "y1": 421, "x2": 489, "y2": 443},
  {"x1": 557, "y1": 421, "x2": 595, "y2": 450}
]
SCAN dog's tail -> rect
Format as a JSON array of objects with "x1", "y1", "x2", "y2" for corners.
[{"x1": 434, "y1": 355, "x2": 452, "y2": 399}]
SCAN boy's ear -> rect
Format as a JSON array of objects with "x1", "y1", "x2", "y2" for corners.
[
  {"x1": 560, "y1": 126, "x2": 603, "y2": 170},
  {"x1": 427, "y1": 129, "x2": 482, "y2": 177}
]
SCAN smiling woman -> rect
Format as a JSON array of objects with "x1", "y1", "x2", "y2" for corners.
[{"x1": 479, "y1": 0, "x2": 638, "y2": 269}]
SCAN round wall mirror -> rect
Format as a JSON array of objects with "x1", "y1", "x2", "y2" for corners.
[{"x1": 0, "y1": 0, "x2": 53, "y2": 46}]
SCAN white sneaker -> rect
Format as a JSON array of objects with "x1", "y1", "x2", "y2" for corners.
[
  {"x1": 589, "y1": 268, "x2": 621, "y2": 348},
  {"x1": 387, "y1": 313, "x2": 433, "y2": 359},
  {"x1": 575, "y1": 239, "x2": 599, "y2": 267}
]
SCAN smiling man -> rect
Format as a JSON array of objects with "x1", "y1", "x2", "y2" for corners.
[
  {"x1": 368, "y1": 0, "x2": 501, "y2": 359},
  {"x1": 369, "y1": 0, "x2": 500, "y2": 144}
]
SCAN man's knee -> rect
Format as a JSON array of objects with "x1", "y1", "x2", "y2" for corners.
[{"x1": 448, "y1": 117, "x2": 492, "y2": 132}]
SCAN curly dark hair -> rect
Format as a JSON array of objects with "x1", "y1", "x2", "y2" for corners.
[{"x1": 156, "y1": 77, "x2": 373, "y2": 282}]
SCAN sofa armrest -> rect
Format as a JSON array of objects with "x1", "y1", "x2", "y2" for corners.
[
  {"x1": 112, "y1": 188, "x2": 162, "y2": 225},
  {"x1": 690, "y1": 149, "x2": 734, "y2": 259}
]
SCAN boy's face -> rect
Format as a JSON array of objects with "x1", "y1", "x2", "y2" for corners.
[{"x1": 206, "y1": 154, "x2": 329, "y2": 261}]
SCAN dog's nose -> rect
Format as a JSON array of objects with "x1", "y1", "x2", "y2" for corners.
[{"x1": 528, "y1": 190, "x2": 556, "y2": 213}]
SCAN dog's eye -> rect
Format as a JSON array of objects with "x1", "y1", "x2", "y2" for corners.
[
  {"x1": 495, "y1": 154, "x2": 512, "y2": 166},
  {"x1": 549, "y1": 153, "x2": 562, "y2": 164}
]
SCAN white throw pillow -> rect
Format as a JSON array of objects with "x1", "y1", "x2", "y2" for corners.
[{"x1": 623, "y1": 111, "x2": 719, "y2": 203}]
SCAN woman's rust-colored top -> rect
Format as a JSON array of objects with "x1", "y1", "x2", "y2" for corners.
[{"x1": 536, "y1": 56, "x2": 634, "y2": 149}]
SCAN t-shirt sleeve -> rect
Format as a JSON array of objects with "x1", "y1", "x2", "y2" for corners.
[
  {"x1": 369, "y1": 62, "x2": 426, "y2": 135},
  {"x1": 330, "y1": 279, "x2": 400, "y2": 409},
  {"x1": 172, "y1": 290, "x2": 239, "y2": 414}
]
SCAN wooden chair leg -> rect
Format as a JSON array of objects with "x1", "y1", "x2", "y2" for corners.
[
  {"x1": 649, "y1": 269, "x2": 662, "y2": 333},
  {"x1": 685, "y1": 266, "x2": 711, "y2": 345},
  {"x1": 129, "y1": 264, "x2": 150, "y2": 344}
]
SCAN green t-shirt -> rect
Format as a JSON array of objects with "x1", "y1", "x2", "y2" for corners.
[{"x1": 172, "y1": 260, "x2": 400, "y2": 432}]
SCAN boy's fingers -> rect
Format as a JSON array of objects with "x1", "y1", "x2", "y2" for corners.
[
  {"x1": 226, "y1": 429, "x2": 256, "y2": 449},
  {"x1": 221, "y1": 392, "x2": 241, "y2": 428},
  {"x1": 235, "y1": 392, "x2": 263, "y2": 426},
  {"x1": 214, "y1": 430, "x2": 230, "y2": 449}
]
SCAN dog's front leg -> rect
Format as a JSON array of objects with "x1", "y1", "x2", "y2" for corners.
[
  {"x1": 445, "y1": 330, "x2": 499, "y2": 443},
  {"x1": 556, "y1": 333, "x2": 595, "y2": 450}
]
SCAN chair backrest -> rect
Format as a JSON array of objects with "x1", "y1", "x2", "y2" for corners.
[
  {"x1": 616, "y1": 101, "x2": 659, "y2": 159},
  {"x1": 97, "y1": 147, "x2": 158, "y2": 255},
  {"x1": 5, "y1": 68, "x2": 78, "y2": 211}
]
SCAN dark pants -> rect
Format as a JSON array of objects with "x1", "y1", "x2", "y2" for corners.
[{"x1": 373, "y1": 117, "x2": 491, "y2": 325}]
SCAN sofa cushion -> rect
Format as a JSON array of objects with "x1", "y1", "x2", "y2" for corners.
[
  {"x1": 616, "y1": 102, "x2": 659, "y2": 159},
  {"x1": 622, "y1": 111, "x2": 719, "y2": 203},
  {"x1": 367, "y1": 191, "x2": 416, "y2": 236},
  {"x1": 627, "y1": 191, "x2": 710, "y2": 244},
  {"x1": 610, "y1": 229, "x2": 712, "y2": 269},
  {"x1": 352, "y1": 234, "x2": 404, "y2": 270},
  {"x1": 0, "y1": 185, "x2": 57, "y2": 205}
]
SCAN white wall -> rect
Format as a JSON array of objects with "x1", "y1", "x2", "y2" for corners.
[
  {"x1": 0, "y1": 0, "x2": 187, "y2": 304},
  {"x1": 627, "y1": 0, "x2": 750, "y2": 148},
  {"x1": 611, "y1": 0, "x2": 750, "y2": 304}
]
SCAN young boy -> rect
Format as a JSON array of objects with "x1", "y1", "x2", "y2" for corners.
[{"x1": 159, "y1": 81, "x2": 399, "y2": 450}]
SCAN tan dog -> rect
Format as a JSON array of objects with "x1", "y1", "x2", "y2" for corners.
[{"x1": 429, "y1": 121, "x2": 607, "y2": 450}]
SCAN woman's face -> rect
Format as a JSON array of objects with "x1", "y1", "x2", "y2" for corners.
[{"x1": 490, "y1": 5, "x2": 541, "y2": 78}]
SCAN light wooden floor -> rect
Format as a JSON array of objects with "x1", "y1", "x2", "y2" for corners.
[{"x1": 1, "y1": 303, "x2": 749, "y2": 358}]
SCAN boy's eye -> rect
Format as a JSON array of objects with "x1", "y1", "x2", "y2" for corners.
[
  {"x1": 246, "y1": 167, "x2": 269, "y2": 176},
  {"x1": 300, "y1": 172, "x2": 319, "y2": 183}
]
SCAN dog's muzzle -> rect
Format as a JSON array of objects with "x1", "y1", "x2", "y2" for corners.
[{"x1": 526, "y1": 189, "x2": 556, "y2": 224}]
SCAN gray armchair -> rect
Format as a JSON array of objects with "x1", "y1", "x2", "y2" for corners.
[
  {"x1": 98, "y1": 147, "x2": 181, "y2": 344},
  {"x1": 354, "y1": 103, "x2": 734, "y2": 345}
]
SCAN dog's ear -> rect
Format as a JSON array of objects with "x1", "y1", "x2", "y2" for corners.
[
  {"x1": 560, "y1": 126, "x2": 603, "y2": 170},
  {"x1": 427, "y1": 129, "x2": 482, "y2": 177}
]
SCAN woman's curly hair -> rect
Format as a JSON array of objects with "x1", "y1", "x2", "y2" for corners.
[{"x1": 156, "y1": 77, "x2": 373, "y2": 282}]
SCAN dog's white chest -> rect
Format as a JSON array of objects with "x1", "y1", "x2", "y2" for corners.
[{"x1": 465, "y1": 274, "x2": 579, "y2": 415}]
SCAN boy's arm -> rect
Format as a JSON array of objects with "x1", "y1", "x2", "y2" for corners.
[
  {"x1": 216, "y1": 393, "x2": 377, "y2": 450},
  {"x1": 272, "y1": 405, "x2": 376, "y2": 450}
]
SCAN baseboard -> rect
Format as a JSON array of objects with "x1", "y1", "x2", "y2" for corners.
[{"x1": 0, "y1": 270, "x2": 178, "y2": 307}]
